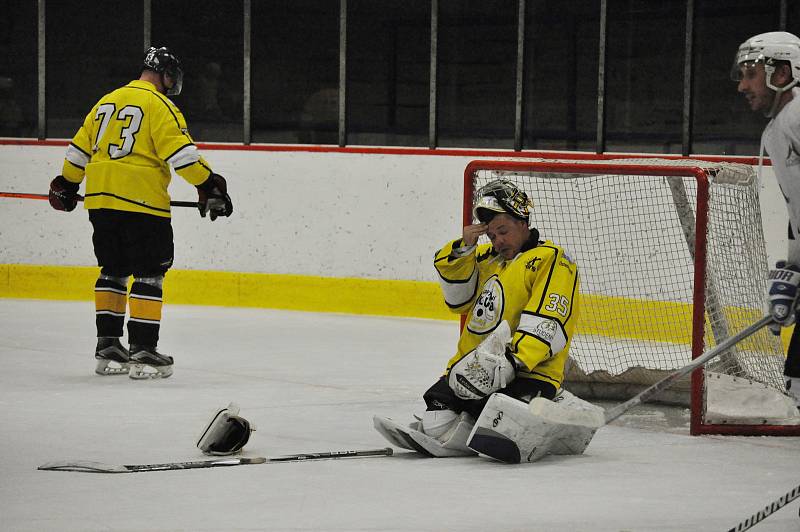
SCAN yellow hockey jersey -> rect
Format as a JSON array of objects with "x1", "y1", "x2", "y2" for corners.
[
  {"x1": 60, "y1": 79, "x2": 212, "y2": 217},
  {"x1": 434, "y1": 229, "x2": 580, "y2": 388}
]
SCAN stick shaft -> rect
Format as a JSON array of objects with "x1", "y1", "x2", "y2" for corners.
[
  {"x1": 266, "y1": 447, "x2": 393, "y2": 462},
  {"x1": 0, "y1": 191, "x2": 197, "y2": 208},
  {"x1": 603, "y1": 315, "x2": 773, "y2": 424},
  {"x1": 727, "y1": 483, "x2": 800, "y2": 532},
  {"x1": 38, "y1": 448, "x2": 393, "y2": 473}
]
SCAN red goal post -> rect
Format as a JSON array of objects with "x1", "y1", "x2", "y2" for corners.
[{"x1": 463, "y1": 158, "x2": 800, "y2": 436}]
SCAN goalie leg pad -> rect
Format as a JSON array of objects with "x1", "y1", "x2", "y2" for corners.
[{"x1": 467, "y1": 392, "x2": 600, "y2": 464}]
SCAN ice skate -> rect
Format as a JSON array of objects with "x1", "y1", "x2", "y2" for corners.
[
  {"x1": 94, "y1": 337, "x2": 130, "y2": 376},
  {"x1": 128, "y1": 345, "x2": 173, "y2": 379}
]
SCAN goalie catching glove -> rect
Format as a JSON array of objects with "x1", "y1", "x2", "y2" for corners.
[
  {"x1": 767, "y1": 261, "x2": 800, "y2": 335},
  {"x1": 196, "y1": 172, "x2": 233, "y2": 221},
  {"x1": 197, "y1": 403, "x2": 254, "y2": 455},
  {"x1": 448, "y1": 321, "x2": 516, "y2": 400}
]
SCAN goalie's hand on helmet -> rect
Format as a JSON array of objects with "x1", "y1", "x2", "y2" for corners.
[
  {"x1": 767, "y1": 260, "x2": 800, "y2": 335},
  {"x1": 462, "y1": 223, "x2": 488, "y2": 247},
  {"x1": 196, "y1": 172, "x2": 233, "y2": 221}
]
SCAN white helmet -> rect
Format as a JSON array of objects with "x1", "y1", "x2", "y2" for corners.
[{"x1": 732, "y1": 31, "x2": 800, "y2": 92}]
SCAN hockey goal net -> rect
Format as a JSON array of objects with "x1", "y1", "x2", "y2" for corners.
[{"x1": 464, "y1": 158, "x2": 800, "y2": 436}]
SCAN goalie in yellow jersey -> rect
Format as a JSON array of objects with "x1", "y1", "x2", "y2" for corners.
[
  {"x1": 47, "y1": 46, "x2": 233, "y2": 380},
  {"x1": 374, "y1": 179, "x2": 601, "y2": 462}
]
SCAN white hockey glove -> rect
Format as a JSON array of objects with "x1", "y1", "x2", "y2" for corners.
[
  {"x1": 767, "y1": 261, "x2": 800, "y2": 335},
  {"x1": 197, "y1": 403, "x2": 254, "y2": 455},
  {"x1": 448, "y1": 321, "x2": 516, "y2": 400}
]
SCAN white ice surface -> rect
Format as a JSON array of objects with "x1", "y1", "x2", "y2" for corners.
[{"x1": 1, "y1": 299, "x2": 799, "y2": 532}]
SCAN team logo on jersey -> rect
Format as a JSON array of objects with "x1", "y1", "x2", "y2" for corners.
[
  {"x1": 467, "y1": 275, "x2": 505, "y2": 334},
  {"x1": 533, "y1": 319, "x2": 558, "y2": 342}
]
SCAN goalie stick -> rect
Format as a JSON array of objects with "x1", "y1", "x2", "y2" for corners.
[
  {"x1": 530, "y1": 315, "x2": 774, "y2": 428},
  {"x1": 38, "y1": 447, "x2": 393, "y2": 473},
  {"x1": 727, "y1": 482, "x2": 800, "y2": 532},
  {"x1": 0, "y1": 191, "x2": 197, "y2": 208}
]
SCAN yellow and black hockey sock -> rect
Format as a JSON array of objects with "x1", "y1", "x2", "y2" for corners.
[
  {"x1": 127, "y1": 278, "x2": 163, "y2": 347},
  {"x1": 95, "y1": 275, "x2": 128, "y2": 337}
]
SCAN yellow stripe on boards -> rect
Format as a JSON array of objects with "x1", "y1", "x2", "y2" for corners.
[
  {"x1": 578, "y1": 293, "x2": 694, "y2": 345},
  {"x1": 0, "y1": 264, "x2": 452, "y2": 320},
  {"x1": 0, "y1": 264, "x2": 792, "y2": 351}
]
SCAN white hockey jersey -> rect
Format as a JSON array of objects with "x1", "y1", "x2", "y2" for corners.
[{"x1": 762, "y1": 87, "x2": 800, "y2": 265}]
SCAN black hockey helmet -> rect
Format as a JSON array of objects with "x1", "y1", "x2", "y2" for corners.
[{"x1": 143, "y1": 46, "x2": 183, "y2": 96}]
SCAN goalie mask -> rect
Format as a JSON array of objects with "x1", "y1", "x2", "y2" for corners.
[
  {"x1": 197, "y1": 403, "x2": 254, "y2": 456},
  {"x1": 731, "y1": 32, "x2": 800, "y2": 117},
  {"x1": 473, "y1": 179, "x2": 533, "y2": 224},
  {"x1": 143, "y1": 46, "x2": 184, "y2": 96}
]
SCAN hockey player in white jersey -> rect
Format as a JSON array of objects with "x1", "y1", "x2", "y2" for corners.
[
  {"x1": 733, "y1": 31, "x2": 800, "y2": 407},
  {"x1": 374, "y1": 179, "x2": 602, "y2": 462}
]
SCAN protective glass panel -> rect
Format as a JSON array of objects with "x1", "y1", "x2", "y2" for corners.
[
  {"x1": 346, "y1": 0, "x2": 430, "y2": 147},
  {"x1": 251, "y1": 0, "x2": 339, "y2": 144},
  {"x1": 604, "y1": 0, "x2": 684, "y2": 154},
  {"x1": 152, "y1": 0, "x2": 244, "y2": 142},
  {"x1": 0, "y1": 0, "x2": 36, "y2": 138},
  {"x1": 523, "y1": 0, "x2": 599, "y2": 151},
  {"x1": 437, "y1": 0, "x2": 517, "y2": 148},
  {"x1": 46, "y1": 1, "x2": 142, "y2": 139},
  {"x1": 692, "y1": 0, "x2": 781, "y2": 156}
]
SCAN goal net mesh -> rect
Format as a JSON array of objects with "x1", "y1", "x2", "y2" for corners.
[{"x1": 468, "y1": 158, "x2": 789, "y2": 412}]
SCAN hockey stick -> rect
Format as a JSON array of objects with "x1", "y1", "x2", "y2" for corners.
[
  {"x1": 0, "y1": 191, "x2": 197, "y2": 208},
  {"x1": 727, "y1": 482, "x2": 800, "y2": 531},
  {"x1": 530, "y1": 315, "x2": 774, "y2": 428},
  {"x1": 37, "y1": 447, "x2": 393, "y2": 473}
]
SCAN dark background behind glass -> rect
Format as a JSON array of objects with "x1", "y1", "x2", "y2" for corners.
[
  {"x1": 5, "y1": 0, "x2": 800, "y2": 155},
  {"x1": 437, "y1": 0, "x2": 517, "y2": 148},
  {"x1": 523, "y1": 0, "x2": 599, "y2": 151},
  {"x1": 346, "y1": 0, "x2": 430, "y2": 147},
  {"x1": 0, "y1": 0, "x2": 37, "y2": 138},
  {"x1": 604, "y1": 0, "x2": 685, "y2": 154},
  {"x1": 252, "y1": 0, "x2": 339, "y2": 144},
  {"x1": 693, "y1": 0, "x2": 785, "y2": 155},
  {"x1": 152, "y1": 0, "x2": 244, "y2": 142},
  {"x1": 45, "y1": 0, "x2": 142, "y2": 139}
]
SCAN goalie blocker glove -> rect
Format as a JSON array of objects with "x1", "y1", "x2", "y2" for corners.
[
  {"x1": 197, "y1": 403, "x2": 254, "y2": 455},
  {"x1": 196, "y1": 172, "x2": 233, "y2": 221},
  {"x1": 48, "y1": 175, "x2": 79, "y2": 212},
  {"x1": 767, "y1": 261, "x2": 800, "y2": 335}
]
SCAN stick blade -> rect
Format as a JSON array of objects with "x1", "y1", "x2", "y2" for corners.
[
  {"x1": 38, "y1": 460, "x2": 129, "y2": 473},
  {"x1": 528, "y1": 397, "x2": 606, "y2": 429}
]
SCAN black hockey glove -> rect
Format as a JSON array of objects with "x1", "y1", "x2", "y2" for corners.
[
  {"x1": 48, "y1": 175, "x2": 80, "y2": 212},
  {"x1": 196, "y1": 173, "x2": 233, "y2": 221}
]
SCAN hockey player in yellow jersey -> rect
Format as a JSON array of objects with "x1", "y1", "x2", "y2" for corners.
[
  {"x1": 432, "y1": 180, "x2": 579, "y2": 404},
  {"x1": 48, "y1": 46, "x2": 233, "y2": 379},
  {"x1": 374, "y1": 179, "x2": 595, "y2": 461}
]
